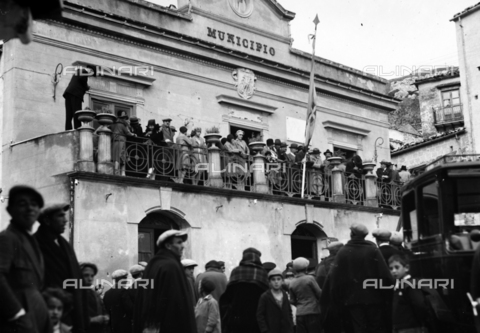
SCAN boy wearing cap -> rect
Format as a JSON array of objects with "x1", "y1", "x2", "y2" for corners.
[
  {"x1": 195, "y1": 278, "x2": 221, "y2": 333},
  {"x1": 257, "y1": 268, "x2": 294, "y2": 333},
  {"x1": 289, "y1": 257, "x2": 322, "y2": 333}
]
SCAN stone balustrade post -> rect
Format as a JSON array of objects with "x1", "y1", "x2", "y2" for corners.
[
  {"x1": 97, "y1": 127, "x2": 114, "y2": 174},
  {"x1": 252, "y1": 154, "x2": 269, "y2": 194},
  {"x1": 208, "y1": 146, "x2": 223, "y2": 188},
  {"x1": 332, "y1": 167, "x2": 345, "y2": 203},
  {"x1": 77, "y1": 126, "x2": 96, "y2": 172},
  {"x1": 365, "y1": 173, "x2": 378, "y2": 207}
]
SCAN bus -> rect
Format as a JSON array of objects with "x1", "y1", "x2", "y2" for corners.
[{"x1": 401, "y1": 154, "x2": 480, "y2": 333}]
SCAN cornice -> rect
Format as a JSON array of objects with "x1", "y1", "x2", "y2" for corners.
[
  {"x1": 60, "y1": 2, "x2": 398, "y2": 105},
  {"x1": 189, "y1": 7, "x2": 292, "y2": 44}
]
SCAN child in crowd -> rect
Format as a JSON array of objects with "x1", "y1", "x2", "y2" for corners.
[
  {"x1": 42, "y1": 288, "x2": 73, "y2": 333},
  {"x1": 389, "y1": 254, "x2": 429, "y2": 333},
  {"x1": 195, "y1": 278, "x2": 221, "y2": 333},
  {"x1": 257, "y1": 268, "x2": 294, "y2": 333}
]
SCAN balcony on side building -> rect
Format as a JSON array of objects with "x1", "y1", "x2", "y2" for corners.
[{"x1": 433, "y1": 105, "x2": 464, "y2": 130}]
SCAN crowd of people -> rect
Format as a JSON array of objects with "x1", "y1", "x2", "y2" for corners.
[{"x1": 1, "y1": 184, "x2": 446, "y2": 333}]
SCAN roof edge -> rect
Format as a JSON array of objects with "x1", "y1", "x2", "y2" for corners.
[{"x1": 451, "y1": 2, "x2": 480, "y2": 21}]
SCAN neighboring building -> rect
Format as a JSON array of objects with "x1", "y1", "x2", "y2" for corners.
[{"x1": 0, "y1": 0, "x2": 400, "y2": 277}]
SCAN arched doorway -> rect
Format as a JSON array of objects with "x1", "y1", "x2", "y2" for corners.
[
  {"x1": 291, "y1": 223, "x2": 328, "y2": 265},
  {"x1": 138, "y1": 212, "x2": 179, "y2": 262}
]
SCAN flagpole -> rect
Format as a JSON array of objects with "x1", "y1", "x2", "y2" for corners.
[{"x1": 301, "y1": 15, "x2": 319, "y2": 199}]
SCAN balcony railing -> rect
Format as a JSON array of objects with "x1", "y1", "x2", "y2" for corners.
[{"x1": 433, "y1": 106, "x2": 464, "y2": 126}]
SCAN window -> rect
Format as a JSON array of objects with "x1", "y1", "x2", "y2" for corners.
[
  {"x1": 91, "y1": 98, "x2": 134, "y2": 117},
  {"x1": 420, "y1": 182, "x2": 440, "y2": 238},
  {"x1": 402, "y1": 191, "x2": 417, "y2": 242},
  {"x1": 441, "y1": 89, "x2": 462, "y2": 121},
  {"x1": 229, "y1": 125, "x2": 262, "y2": 145}
]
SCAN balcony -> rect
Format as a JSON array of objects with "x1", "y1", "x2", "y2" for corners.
[{"x1": 433, "y1": 106, "x2": 464, "y2": 130}]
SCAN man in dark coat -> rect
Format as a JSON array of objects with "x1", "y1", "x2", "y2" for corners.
[
  {"x1": 315, "y1": 241, "x2": 343, "y2": 288},
  {"x1": 80, "y1": 262, "x2": 109, "y2": 333},
  {"x1": 0, "y1": 185, "x2": 51, "y2": 333},
  {"x1": 35, "y1": 203, "x2": 88, "y2": 333},
  {"x1": 389, "y1": 232, "x2": 413, "y2": 258},
  {"x1": 346, "y1": 154, "x2": 363, "y2": 178},
  {"x1": 63, "y1": 65, "x2": 96, "y2": 130},
  {"x1": 133, "y1": 230, "x2": 196, "y2": 333},
  {"x1": 376, "y1": 161, "x2": 393, "y2": 183},
  {"x1": 220, "y1": 247, "x2": 269, "y2": 333},
  {"x1": 321, "y1": 223, "x2": 393, "y2": 333},
  {"x1": 195, "y1": 260, "x2": 228, "y2": 303},
  {"x1": 103, "y1": 270, "x2": 134, "y2": 333},
  {"x1": 372, "y1": 229, "x2": 399, "y2": 264}
]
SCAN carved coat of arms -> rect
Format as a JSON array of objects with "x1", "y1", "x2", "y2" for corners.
[{"x1": 232, "y1": 68, "x2": 257, "y2": 99}]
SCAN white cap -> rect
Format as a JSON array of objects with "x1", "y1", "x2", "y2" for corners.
[
  {"x1": 129, "y1": 264, "x2": 145, "y2": 274},
  {"x1": 292, "y1": 257, "x2": 309, "y2": 272},
  {"x1": 181, "y1": 259, "x2": 198, "y2": 268},
  {"x1": 138, "y1": 261, "x2": 148, "y2": 267},
  {"x1": 156, "y1": 230, "x2": 188, "y2": 247},
  {"x1": 111, "y1": 269, "x2": 128, "y2": 279}
]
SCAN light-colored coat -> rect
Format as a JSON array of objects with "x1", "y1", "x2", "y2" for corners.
[{"x1": 195, "y1": 295, "x2": 221, "y2": 333}]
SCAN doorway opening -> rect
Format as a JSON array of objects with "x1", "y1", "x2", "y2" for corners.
[
  {"x1": 229, "y1": 125, "x2": 262, "y2": 147},
  {"x1": 138, "y1": 212, "x2": 179, "y2": 262},
  {"x1": 291, "y1": 223, "x2": 327, "y2": 266},
  {"x1": 333, "y1": 146, "x2": 357, "y2": 161}
]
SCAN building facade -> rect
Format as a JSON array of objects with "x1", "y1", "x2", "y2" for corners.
[{"x1": 0, "y1": 0, "x2": 400, "y2": 278}]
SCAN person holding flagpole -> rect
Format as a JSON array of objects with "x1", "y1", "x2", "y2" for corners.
[{"x1": 301, "y1": 14, "x2": 320, "y2": 199}]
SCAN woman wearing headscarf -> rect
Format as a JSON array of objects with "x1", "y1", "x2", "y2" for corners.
[
  {"x1": 224, "y1": 134, "x2": 248, "y2": 190},
  {"x1": 175, "y1": 126, "x2": 193, "y2": 183},
  {"x1": 191, "y1": 128, "x2": 207, "y2": 185},
  {"x1": 111, "y1": 111, "x2": 135, "y2": 176}
]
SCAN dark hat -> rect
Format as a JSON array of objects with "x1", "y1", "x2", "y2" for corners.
[
  {"x1": 350, "y1": 223, "x2": 369, "y2": 237},
  {"x1": 372, "y1": 228, "x2": 392, "y2": 242},
  {"x1": 286, "y1": 262, "x2": 293, "y2": 268},
  {"x1": 298, "y1": 144, "x2": 304, "y2": 150},
  {"x1": 39, "y1": 204, "x2": 70, "y2": 224},
  {"x1": 217, "y1": 261, "x2": 225, "y2": 267},
  {"x1": 263, "y1": 262, "x2": 276, "y2": 272},
  {"x1": 170, "y1": 125, "x2": 177, "y2": 132},
  {"x1": 290, "y1": 143, "x2": 298, "y2": 149},
  {"x1": 162, "y1": 118, "x2": 172, "y2": 122},
  {"x1": 8, "y1": 185, "x2": 44, "y2": 209},
  {"x1": 327, "y1": 241, "x2": 344, "y2": 251},
  {"x1": 243, "y1": 247, "x2": 262, "y2": 257},
  {"x1": 117, "y1": 110, "x2": 128, "y2": 119},
  {"x1": 179, "y1": 126, "x2": 187, "y2": 133},
  {"x1": 266, "y1": 139, "x2": 274, "y2": 146},
  {"x1": 130, "y1": 116, "x2": 140, "y2": 124},
  {"x1": 281, "y1": 142, "x2": 288, "y2": 147},
  {"x1": 308, "y1": 259, "x2": 317, "y2": 270},
  {"x1": 79, "y1": 262, "x2": 98, "y2": 275},
  {"x1": 147, "y1": 119, "x2": 156, "y2": 126},
  {"x1": 311, "y1": 148, "x2": 321, "y2": 155},
  {"x1": 205, "y1": 260, "x2": 220, "y2": 269},
  {"x1": 274, "y1": 139, "x2": 281, "y2": 146},
  {"x1": 400, "y1": 165, "x2": 407, "y2": 171},
  {"x1": 200, "y1": 278, "x2": 216, "y2": 294},
  {"x1": 380, "y1": 160, "x2": 391, "y2": 166},
  {"x1": 324, "y1": 149, "x2": 333, "y2": 156}
]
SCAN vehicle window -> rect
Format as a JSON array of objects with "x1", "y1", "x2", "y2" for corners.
[
  {"x1": 402, "y1": 191, "x2": 417, "y2": 242},
  {"x1": 454, "y1": 178, "x2": 480, "y2": 226},
  {"x1": 420, "y1": 182, "x2": 440, "y2": 238}
]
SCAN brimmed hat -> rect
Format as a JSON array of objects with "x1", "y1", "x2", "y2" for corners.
[
  {"x1": 350, "y1": 223, "x2": 369, "y2": 237},
  {"x1": 170, "y1": 125, "x2": 177, "y2": 132},
  {"x1": 290, "y1": 143, "x2": 298, "y2": 149},
  {"x1": 380, "y1": 160, "x2": 391, "y2": 166},
  {"x1": 8, "y1": 185, "x2": 44, "y2": 209},
  {"x1": 311, "y1": 148, "x2": 321, "y2": 155},
  {"x1": 147, "y1": 119, "x2": 156, "y2": 126},
  {"x1": 281, "y1": 142, "x2": 288, "y2": 147},
  {"x1": 129, "y1": 264, "x2": 145, "y2": 275},
  {"x1": 111, "y1": 269, "x2": 128, "y2": 279},
  {"x1": 243, "y1": 247, "x2": 262, "y2": 257},
  {"x1": 38, "y1": 204, "x2": 70, "y2": 224},
  {"x1": 156, "y1": 230, "x2": 188, "y2": 247},
  {"x1": 162, "y1": 118, "x2": 172, "y2": 122},
  {"x1": 263, "y1": 262, "x2": 276, "y2": 271},
  {"x1": 372, "y1": 228, "x2": 392, "y2": 242},
  {"x1": 181, "y1": 259, "x2": 198, "y2": 268},
  {"x1": 130, "y1": 116, "x2": 140, "y2": 124},
  {"x1": 266, "y1": 139, "x2": 274, "y2": 146},
  {"x1": 274, "y1": 139, "x2": 281, "y2": 145},
  {"x1": 324, "y1": 149, "x2": 332, "y2": 156},
  {"x1": 80, "y1": 262, "x2": 98, "y2": 275},
  {"x1": 400, "y1": 165, "x2": 407, "y2": 171},
  {"x1": 117, "y1": 110, "x2": 128, "y2": 119},
  {"x1": 292, "y1": 257, "x2": 309, "y2": 272},
  {"x1": 268, "y1": 268, "x2": 283, "y2": 279}
]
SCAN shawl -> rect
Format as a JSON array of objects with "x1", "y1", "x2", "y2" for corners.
[
  {"x1": 35, "y1": 225, "x2": 88, "y2": 333},
  {"x1": 229, "y1": 252, "x2": 268, "y2": 289},
  {"x1": 133, "y1": 249, "x2": 196, "y2": 333}
]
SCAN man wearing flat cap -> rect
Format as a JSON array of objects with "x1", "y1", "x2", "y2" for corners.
[
  {"x1": 133, "y1": 230, "x2": 196, "y2": 333},
  {"x1": 315, "y1": 241, "x2": 344, "y2": 288},
  {"x1": 35, "y1": 203, "x2": 89, "y2": 333},
  {"x1": 182, "y1": 259, "x2": 199, "y2": 307},
  {"x1": 103, "y1": 270, "x2": 134, "y2": 333},
  {"x1": 195, "y1": 260, "x2": 227, "y2": 303},
  {"x1": 0, "y1": 185, "x2": 51, "y2": 333},
  {"x1": 159, "y1": 118, "x2": 174, "y2": 146},
  {"x1": 321, "y1": 223, "x2": 393, "y2": 333},
  {"x1": 372, "y1": 228, "x2": 399, "y2": 264},
  {"x1": 126, "y1": 264, "x2": 145, "y2": 312}
]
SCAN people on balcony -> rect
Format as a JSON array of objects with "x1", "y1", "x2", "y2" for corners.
[
  {"x1": 346, "y1": 153, "x2": 363, "y2": 179},
  {"x1": 286, "y1": 144, "x2": 297, "y2": 164},
  {"x1": 224, "y1": 134, "x2": 248, "y2": 190},
  {"x1": 175, "y1": 126, "x2": 193, "y2": 184},
  {"x1": 398, "y1": 165, "x2": 411, "y2": 183},
  {"x1": 234, "y1": 130, "x2": 250, "y2": 158},
  {"x1": 129, "y1": 117, "x2": 143, "y2": 138},
  {"x1": 308, "y1": 148, "x2": 324, "y2": 197},
  {"x1": 111, "y1": 111, "x2": 136, "y2": 176},
  {"x1": 376, "y1": 160, "x2": 393, "y2": 183},
  {"x1": 390, "y1": 164, "x2": 401, "y2": 183},
  {"x1": 144, "y1": 119, "x2": 161, "y2": 144},
  {"x1": 191, "y1": 128, "x2": 207, "y2": 185},
  {"x1": 160, "y1": 118, "x2": 175, "y2": 146},
  {"x1": 262, "y1": 139, "x2": 278, "y2": 160},
  {"x1": 321, "y1": 150, "x2": 334, "y2": 175}
]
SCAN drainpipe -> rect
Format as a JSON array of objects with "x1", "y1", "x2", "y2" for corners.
[{"x1": 459, "y1": 18, "x2": 476, "y2": 153}]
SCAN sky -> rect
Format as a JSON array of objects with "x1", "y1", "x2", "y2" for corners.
[{"x1": 147, "y1": 0, "x2": 477, "y2": 78}]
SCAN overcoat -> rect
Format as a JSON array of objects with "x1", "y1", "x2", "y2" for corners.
[
  {"x1": 103, "y1": 286, "x2": 134, "y2": 333},
  {"x1": 256, "y1": 290, "x2": 294, "y2": 333}
]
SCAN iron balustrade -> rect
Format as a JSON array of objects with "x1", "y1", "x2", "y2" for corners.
[
  {"x1": 434, "y1": 105, "x2": 463, "y2": 125},
  {"x1": 377, "y1": 180, "x2": 403, "y2": 210}
]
